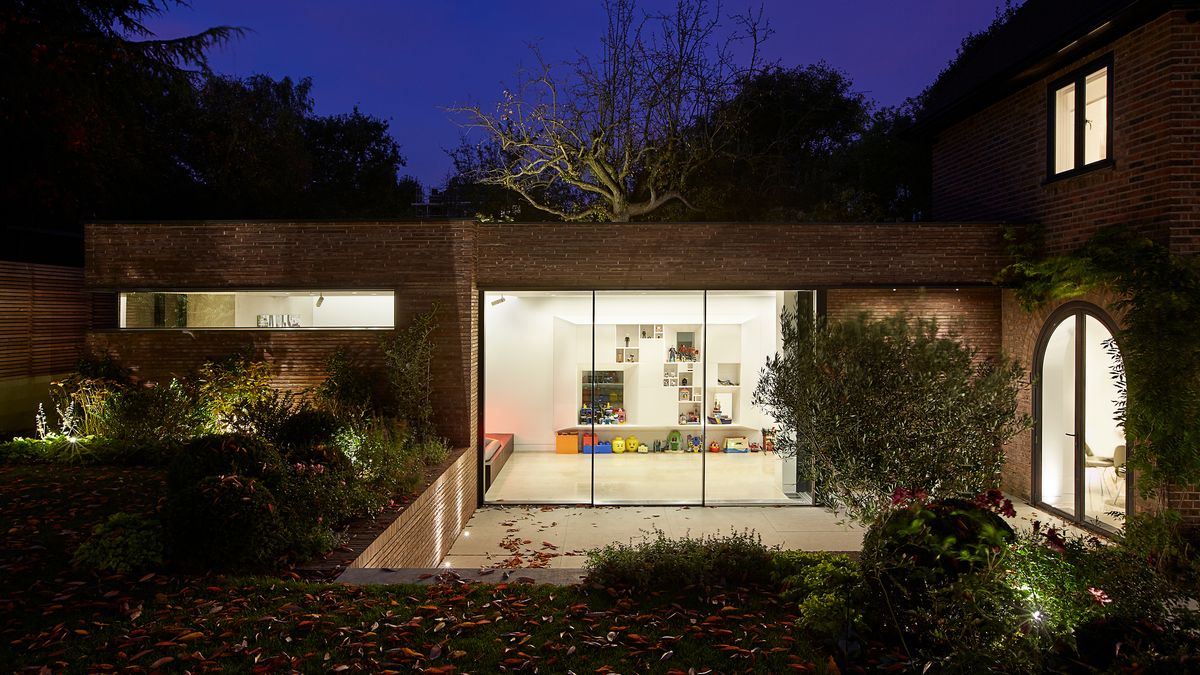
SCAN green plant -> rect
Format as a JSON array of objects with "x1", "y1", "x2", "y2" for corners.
[
  {"x1": 415, "y1": 436, "x2": 451, "y2": 466},
  {"x1": 316, "y1": 347, "x2": 377, "y2": 418},
  {"x1": 1002, "y1": 225, "x2": 1200, "y2": 493},
  {"x1": 753, "y1": 310, "x2": 1031, "y2": 524},
  {"x1": 333, "y1": 418, "x2": 422, "y2": 513},
  {"x1": 71, "y1": 512, "x2": 164, "y2": 574},
  {"x1": 1119, "y1": 510, "x2": 1198, "y2": 587},
  {"x1": 194, "y1": 352, "x2": 274, "y2": 433},
  {"x1": 96, "y1": 379, "x2": 205, "y2": 450},
  {"x1": 168, "y1": 433, "x2": 286, "y2": 493},
  {"x1": 585, "y1": 528, "x2": 775, "y2": 592},
  {"x1": 166, "y1": 474, "x2": 285, "y2": 570},
  {"x1": 381, "y1": 304, "x2": 438, "y2": 440},
  {"x1": 770, "y1": 551, "x2": 865, "y2": 638},
  {"x1": 243, "y1": 389, "x2": 341, "y2": 453}
]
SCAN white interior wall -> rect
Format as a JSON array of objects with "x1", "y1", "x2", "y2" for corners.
[
  {"x1": 1040, "y1": 320, "x2": 1076, "y2": 504},
  {"x1": 311, "y1": 295, "x2": 394, "y2": 327},
  {"x1": 1083, "y1": 316, "x2": 1124, "y2": 459},
  {"x1": 235, "y1": 295, "x2": 313, "y2": 327},
  {"x1": 485, "y1": 291, "x2": 790, "y2": 453}
]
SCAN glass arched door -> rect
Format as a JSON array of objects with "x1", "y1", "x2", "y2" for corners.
[{"x1": 1034, "y1": 304, "x2": 1128, "y2": 530}]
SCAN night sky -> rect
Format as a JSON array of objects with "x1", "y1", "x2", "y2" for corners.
[{"x1": 148, "y1": 1, "x2": 1004, "y2": 191}]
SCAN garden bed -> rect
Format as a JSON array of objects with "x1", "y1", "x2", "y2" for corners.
[{"x1": 297, "y1": 443, "x2": 476, "y2": 580}]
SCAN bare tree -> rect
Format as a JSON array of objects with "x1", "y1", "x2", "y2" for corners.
[{"x1": 450, "y1": 0, "x2": 768, "y2": 222}]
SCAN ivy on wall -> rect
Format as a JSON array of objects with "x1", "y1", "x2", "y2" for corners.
[{"x1": 1001, "y1": 225, "x2": 1200, "y2": 495}]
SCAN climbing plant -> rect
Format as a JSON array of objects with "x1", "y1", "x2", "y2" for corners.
[{"x1": 1001, "y1": 225, "x2": 1200, "y2": 494}]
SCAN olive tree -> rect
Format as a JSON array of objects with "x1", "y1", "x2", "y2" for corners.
[{"x1": 753, "y1": 312, "x2": 1030, "y2": 524}]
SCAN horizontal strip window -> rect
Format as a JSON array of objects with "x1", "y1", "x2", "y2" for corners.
[{"x1": 118, "y1": 291, "x2": 394, "y2": 329}]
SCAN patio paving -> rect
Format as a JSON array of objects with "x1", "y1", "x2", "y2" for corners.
[{"x1": 435, "y1": 497, "x2": 1088, "y2": 570}]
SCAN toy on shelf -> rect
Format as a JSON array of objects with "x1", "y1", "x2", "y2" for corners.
[
  {"x1": 717, "y1": 378, "x2": 738, "y2": 386},
  {"x1": 749, "y1": 442, "x2": 762, "y2": 452},
  {"x1": 638, "y1": 443, "x2": 649, "y2": 453},
  {"x1": 612, "y1": 437, "x2": 626, "y2": 453},
  {"x1": 762, "y1": 427, "x2": 778, "y2": 453},
  {"x1": 667, "y1": 430, "x2": 683, "y2": 452},
  {"x1": 676, "y1": 345, "x2": 699, "y2": 362},
  {"x1": 708, "y1": 440, "x2": 721, "y2": 453},
  {"x1": 584, "y1": 440, "x2": 613, "y2": 454},
  {"x1": 653, "y1": 439, "x2": 663, "y2": 453},
  {"x1": 625, "y1": 436, "x2": 639, "y2": 453},
  {"x1": 707, "y1": 399, "x2": 732, "y2": 425},
  {"x1": 687, "y1": 435, "x2": 703, "y2": 453},
  {"x1": 578, "y1": 406, "x2": 594, "y2": 424},
  {"x1": 724, "y1": 437, "x2": 750, "y2": 453}
]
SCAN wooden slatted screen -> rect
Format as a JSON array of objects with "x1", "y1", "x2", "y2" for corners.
[{"x1": 0, "y1": 262, "x2": 89, "y2": 378}]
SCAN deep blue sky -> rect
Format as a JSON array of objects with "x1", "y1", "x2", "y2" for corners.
[{"x1": 148, "y1": 1, "x2": 1004, "y2": 191}]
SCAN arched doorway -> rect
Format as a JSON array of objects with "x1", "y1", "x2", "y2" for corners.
[{"x1": 1033, "y1": 302, "x2": 1129, "y2": 530}]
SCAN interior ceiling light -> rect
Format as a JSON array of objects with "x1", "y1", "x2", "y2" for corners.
[
  {"x1": 491, "y1": 294, "x2": 507, "y2": 306},
  {"x1": 316, "y1": 292, "x2": 325, "y2": 307}
]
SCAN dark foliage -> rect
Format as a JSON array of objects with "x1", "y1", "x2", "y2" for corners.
[{"x1": 167, "y1": 433, "x2": 286, "y2": 494}]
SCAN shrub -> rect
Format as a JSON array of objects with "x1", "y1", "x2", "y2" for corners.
[
  {"x1": 243, "y1": 389, "x2": 341, "y2": 453},
  {"x1": 382, "y1": 304, "x2": 438, "y2": 440},
  {"x1": 166, "y1": 474, "x2": 285, "y2": 570},
  {"x1": 753, "y1": 311, "x2": 1030, "y2": 524},
  {"x1": 96, "y1": 379, "x2": 205, "y2": 458},
  {"x1": 0, "y1": 434, "x2": 124, "y2": 465},
  {"x1": 316, "y1": 347, "x2": 377, "y2": 418},
  {"x1": 585, "y1": 528, "x2": 775, "y2": 592},
  {"x1": 71, "y1": 512, "x2": 164, "y2": 574},
  {"x1": 168, "y1": 433, "x2": 286, "y2": 493},
  {"x1": 194, "y1": 352, "x2": 273, "y2": 432},
  {"x1": 860, "y1": 495, "x2": 1016, "y2": 594},
  {"x1": 416, "y1": 436, "x2": 452, "y2": 466},
  {"x1": 334, "y1": 418, "x2": 423, "y2": 512},
  {"x1": 771, "y1": 551, "x2": 865, "y2": 639}
]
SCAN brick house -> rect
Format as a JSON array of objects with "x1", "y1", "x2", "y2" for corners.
[
  {"x1": 80, "y1": 0, "x2": 1199, "y2": 544},
  {"x1": 921, "y1": 0, "x2": 1200, "y2": 525}
]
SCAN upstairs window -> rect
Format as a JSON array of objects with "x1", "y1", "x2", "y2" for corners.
[{"x1": 1049, "y1": 57, "x2": 1112, "y2": 177}]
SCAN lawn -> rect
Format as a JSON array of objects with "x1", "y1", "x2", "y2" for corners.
[{"x1": 0, "y1": 464, "x2": 824, "y2": 674}]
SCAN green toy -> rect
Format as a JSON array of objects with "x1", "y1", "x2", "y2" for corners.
[{"x1": 667, "y1": 430, "x2": 683, "y2": 452}]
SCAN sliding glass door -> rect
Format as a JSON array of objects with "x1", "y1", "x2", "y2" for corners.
[
  {"x1": 592, "y1": 291, "x2": 705, "y2": 504},
  {"x1": 481, "y1": 289, "x2": 814, "y2": 505}
]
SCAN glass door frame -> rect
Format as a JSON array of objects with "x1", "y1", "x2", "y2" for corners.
[
  {"x1": 1031, "y1": 301, "x2": 1132, "y2": 530},
  {"x1": 476, "y1": 288, "x2": 820, "y2": 507}
]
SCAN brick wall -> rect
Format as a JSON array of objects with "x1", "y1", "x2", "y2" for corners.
[
  {"x1": 347, "y1": 445, "x2": 477, "y2": 569},
  {"x1": 85, "y1": 221, "x2": 477, "y2": 448},
  {"x1": 476, "y1": 222, "x2": 1007, "y2": 289},
  {"x1": 932, "y1": 10, "x2": 1200, "y2": 256},
  {"x1": 999, "y1": 289, "x2": 1172, "y2": 516},
  {"x1": 826, "y1": 288, "x2": 1002, "y2": 359}
]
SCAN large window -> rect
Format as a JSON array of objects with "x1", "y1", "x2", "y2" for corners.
[
  {"x1": 119, "y1": 291, "x2": 394, "y2": 329},
  {"x1": 1049, "y1": 57, "x2": 1111, "y2": 177},
  {"x1": 481, "y1": 290, "x2": 816, "y2": 506}
]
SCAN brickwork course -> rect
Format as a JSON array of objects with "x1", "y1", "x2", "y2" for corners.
[{"x1": 928, "y1": 4, "x2": 1200, "y2": 518}]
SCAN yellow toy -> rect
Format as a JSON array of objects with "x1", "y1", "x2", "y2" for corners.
[
  {"x1": 612, "y1": 437, "x2": 626, "y2": 453},
  {"x1": 625, "y1": 436, "x2": 639, "y2": 454}
]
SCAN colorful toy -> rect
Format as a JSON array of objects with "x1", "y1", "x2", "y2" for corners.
[
  {"x1": 687, "y1": 435, "x2": 702, "y2": 452},
  {"x1": 667, "y1": 430, "x2": 683, "y2": 452},
  {"x1": 749, "y1": 442, "x2": 761, "y2": 452},
  {"x1": 625, "y1": 436, "x2": 639, "y2": 453},
  {"x1": 708, "y1": 440, "x2": 721, "y2": 453},
  {"x1": 583, "y1": 441, "x2": 613, "y2": 454},
  {"x1": 724, "y1": 437, "x2": 750, "y2": 453},
  {"x1": 653, "y1": 439, "x2": 662, "y2": 452},
  {"x1": 612, "y1": 437, "x2": 626, "y2": 453},
  {"x1": 638, "y1": 443, "x2": 649, "y2": 453}
]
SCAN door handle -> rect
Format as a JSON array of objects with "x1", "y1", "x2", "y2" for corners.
[{"x1": 1065, "y1": 433, "x2": 1076, "y2": 437}]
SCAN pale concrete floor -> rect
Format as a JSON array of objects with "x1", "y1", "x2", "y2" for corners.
[
  {"x1": 437, "y1": 497, "x2": 1089, "y2": 570},
  {"x1": 485, "y1": 450, "x2": 799, "y2": 504}
]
